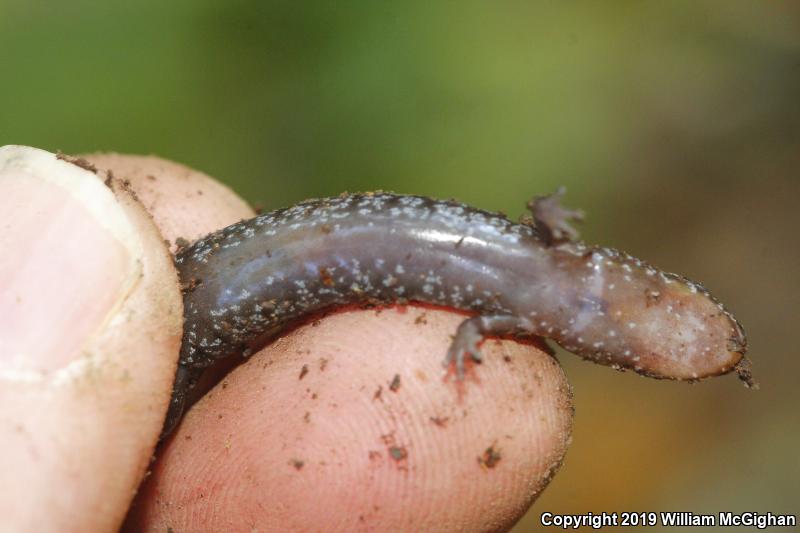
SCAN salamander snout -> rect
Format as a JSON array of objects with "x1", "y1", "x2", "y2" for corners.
[{"x1": 612, "y1": 275, "x2": 748, "y2": 381}]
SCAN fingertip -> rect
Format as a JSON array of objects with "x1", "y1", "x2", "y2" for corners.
[
  {"x1": 129, "y1": 307, "x2": 573, "y2": 532},
  {"x1": 0, "y1": 146, "x2": 183, "y2": 531},
  {"x1": 81, "y1": 153, "x2": 256, "y2": 253}
]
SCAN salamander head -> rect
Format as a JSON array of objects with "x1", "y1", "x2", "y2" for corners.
[
  {"x1": 554, "y1": 247, "x2": 748, "y2": 383},
  {"x1": 603, "y1": 262, "x2": 748, "y2": 382}
]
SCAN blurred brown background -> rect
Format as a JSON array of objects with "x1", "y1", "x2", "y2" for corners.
[{"x1": 1, "y1": 1, "x2": 797, "y2": 529}]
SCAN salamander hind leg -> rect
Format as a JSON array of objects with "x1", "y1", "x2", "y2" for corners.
[{"x1": 444, "y1": 315, "x2": 534, "y2": 380}]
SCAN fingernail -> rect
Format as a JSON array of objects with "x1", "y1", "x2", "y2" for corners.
[{"x1": 0, "y1": 146, "x2": 142, "y2": 376}]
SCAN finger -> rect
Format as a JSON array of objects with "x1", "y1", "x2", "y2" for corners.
[
  {"x1": 0, "y1": 145, "x2": 183, "y2": 531},
  {"x1": 81, "y1": 153, "x2": 255, "y2": 254},
  {"x1": 128, "y1": 307, "x2": 573, "y2": 532}
]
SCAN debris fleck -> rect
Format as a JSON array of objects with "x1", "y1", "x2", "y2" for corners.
[
  {"x1": 56, "y1": 152, "x2": 97, "y2": 173},
  {"x1": 389, "y1": 446, "x2": 407, "y2": 461},
  {"x1": 644, "y1": 288, "x2": 662, "y2": 306},
  {"x1": 478, "y1": 444, "x2": 501, "y2": 469},
  {"x1": 175, "y1": 237, "x2": 191, "y2": 250},
  {"x1": 319, "y1": 267, "x2": 335, "y2": 287},
  {"x1": 430, "y1": 416, "x2": 449, "y2": 428}
]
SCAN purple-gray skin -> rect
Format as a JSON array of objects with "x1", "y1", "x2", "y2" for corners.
[{"x1": 162, "y1": 189, "x2": 749, "y2": 438}]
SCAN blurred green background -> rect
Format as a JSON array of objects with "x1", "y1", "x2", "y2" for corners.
[{"x1": 2, "y1": 1, "x2": 797, "y2": 529}]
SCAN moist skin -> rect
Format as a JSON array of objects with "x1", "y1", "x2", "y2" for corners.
[{"x1": 163, "y1": 191, "x2": 748, "y2": 437}]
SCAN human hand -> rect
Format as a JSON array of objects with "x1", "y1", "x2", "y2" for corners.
[{"x1": 0, "y1": 146, "x2": 573, "y2": 532}]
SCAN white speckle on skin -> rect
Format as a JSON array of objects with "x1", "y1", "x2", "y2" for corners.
[{"x1": 175, "y1": 192, "x2": 743, "y2": 402}]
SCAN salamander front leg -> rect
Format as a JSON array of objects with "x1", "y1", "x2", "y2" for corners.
[{"x1": 444, "y1": 315, "x2": 534, "y2": 380}]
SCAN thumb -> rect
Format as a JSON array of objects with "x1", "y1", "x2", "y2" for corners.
[{"x1": 0, "y1": 145, "x2": 183, "y2": 532}]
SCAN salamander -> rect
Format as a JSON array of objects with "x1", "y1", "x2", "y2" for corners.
[{"x1": 162, "y1": 189, "x2": 749, "y2": 437}]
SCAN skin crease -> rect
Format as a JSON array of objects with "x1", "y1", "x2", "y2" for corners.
[{"x1": 75, "y1": 155, "x2": 572, "y2": 531}]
